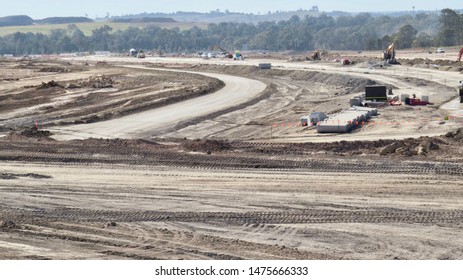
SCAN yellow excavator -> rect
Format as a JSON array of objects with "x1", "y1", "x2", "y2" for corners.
[{"x1": 383, "y1": 42, "x2": 399, "y2": 64}]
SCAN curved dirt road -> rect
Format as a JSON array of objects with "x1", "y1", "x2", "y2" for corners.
[
  {"x1": 50, "y1": 68, "x2": 266, "y2": 140},
  {"x1": 49, "y1": 56, "x2": 461, "y2": 142}
]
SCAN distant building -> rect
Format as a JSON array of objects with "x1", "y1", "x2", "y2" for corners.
[{"x1": 310, "y1": 6, "x2": 319, "y2": 12}]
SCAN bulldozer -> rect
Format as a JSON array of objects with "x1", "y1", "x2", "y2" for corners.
[
  {"x1": 137, "y1": 50, "x2": 146, "y2": 59},
  {"x1": 383, "y1": 42, "x2": 399, "y2": 64}
]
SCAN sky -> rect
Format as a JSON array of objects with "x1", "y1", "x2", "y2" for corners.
[{"x1": 1, "y1": 0, "x2": 461, "y2": 19}]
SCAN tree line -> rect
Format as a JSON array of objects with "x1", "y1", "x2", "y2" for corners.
[{"x1": 0, "y1": 9, "x2": 461, "y2": 55}]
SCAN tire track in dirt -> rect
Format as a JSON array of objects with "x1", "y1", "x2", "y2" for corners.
[
  {"x1": 8, "y1": 208, "x2": 461, "y2": 225},
  {"x1": 1, "y1": 140, "x2": 463, "y2": 175},
  {"x1": 3, "y1": 221, "x2": 329, "y2": 260}
]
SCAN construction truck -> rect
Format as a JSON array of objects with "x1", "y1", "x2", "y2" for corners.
[
  {"x1": 129, "y1": 48, "x2": 146, "y2": 58},
  {"x1": 458, "y1": 47, "x2": 463, "y2": 62},
  {"x1": 404, "y1": 94, "x2": 430, "y2": 106},
  {"x1": 233, "y1": 50, "x2": 244, "y2": 60},
  {"x1": 340, "y1": 58, "x2": 351, "y2": 65},
  {"x1": 383, "y1": 42, "x2": 399, "y2": 64}
]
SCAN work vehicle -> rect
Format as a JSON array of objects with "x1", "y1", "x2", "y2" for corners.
[
  {"x1": 137, "y1": 50, "x2": 146, "y2": 58},
  {"x1": 233, "y1": 51, "x2": 244, "y2": 60},
  {"x1": 383, "y1": 43, "x2": 399, "y2": 64},
  {"x1": 311, "y1": 50, "x2": 320, "y2": 60},
  {"x1": 340, "y1": 58, "x2": 351, "y2": 65},
  {"x1": 404, "y1": 94, "x2": 430, "y2": 106}
]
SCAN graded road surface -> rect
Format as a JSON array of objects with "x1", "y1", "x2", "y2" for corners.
[{"x1": 50, "y1": 68, "x2": 266, "y2": 140}]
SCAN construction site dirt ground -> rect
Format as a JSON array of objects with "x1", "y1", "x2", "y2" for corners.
[{"x1": 0, "y1": 50, "x2": 463, "y2": 259}]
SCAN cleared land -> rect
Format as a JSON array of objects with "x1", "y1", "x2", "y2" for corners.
[{"x1": 1, "y1": 51, "x2": 463, "y2": 259}]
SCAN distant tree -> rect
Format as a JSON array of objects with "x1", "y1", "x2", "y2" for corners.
[
  {"x1": 0, "y1": 9, "x2": 459, "y2": 55},
  {"x1": 380, "y1": 35, "x2": 392, "y2": 49},
  {"x1": 67, "y1": 24, "x2": 87, "y2": 51},
  {"x1": 438, "y1": 8, "x2": 462, "y2": 46},
  {"x1": 394, "y1": 24, "x2": 417, "y2": 49},
  {"x1": 90, "y1": 25, "x2": 113, "y2": 51},
  {"x1": 413, "y1": 32, "x2": 434, "y2": 48},
  {"x1": 364, "y1": 37, "x2": 378, "y2": 50}
]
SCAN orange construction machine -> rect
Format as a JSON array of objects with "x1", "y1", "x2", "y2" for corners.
[{"x1": 458, "y1": 47, "x2": 463, "y2": 62}]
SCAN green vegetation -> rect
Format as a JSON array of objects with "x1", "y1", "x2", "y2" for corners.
[{"x1": 0, "y1": 9, "x2": 461, "y2": 55}]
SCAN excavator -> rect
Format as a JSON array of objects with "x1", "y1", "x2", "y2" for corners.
[
  {"x1": 311, "y1": 50, "x2": 321, "y2": 60},
  {"x1": 458, "y1": 47, "x2": 463, "y2": 62},
  {"x1": 383, "y1": 42, "x2": 399, "y2": 64}
]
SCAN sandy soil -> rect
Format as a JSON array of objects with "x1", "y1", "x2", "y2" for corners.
[
  {"x1": 1, "y1": 160, "x2": 462, "y2": 260},
  {"x1": 1, "y1": 51, "x2": 463, "y2": 260}
]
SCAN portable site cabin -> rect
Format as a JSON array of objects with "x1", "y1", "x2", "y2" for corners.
[
  {"x1": 258, "y1": 63, "x2": 272, "y2": 69},
  {"x1": 316, "y1": 107, "x2": 377, "y2": 133},
  {"x1": 365, "y1": 85, "x2": 387, "y2": 101},
  {"x1": 309, "y1": 112, "x2": 328, "y2": 124},
  {"x1": 300, "y1": 112, "x2": 328, "y2": 126}
]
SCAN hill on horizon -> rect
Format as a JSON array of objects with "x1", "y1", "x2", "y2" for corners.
[{"x1": 0, "y1": 15, "x2": 93, "y2": 27}]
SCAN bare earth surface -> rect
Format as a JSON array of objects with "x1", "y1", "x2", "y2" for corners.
[{"x1": 1, "y1": 50, "x2": 463, "y2": 259}]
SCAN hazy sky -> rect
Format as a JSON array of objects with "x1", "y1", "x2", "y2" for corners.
[{"x1": 1, "y1": 0, "x2": 461, "y2": 18}]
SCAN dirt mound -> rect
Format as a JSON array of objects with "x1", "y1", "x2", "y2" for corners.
[
  {"x1": 234, "y1": 139, "x2": 395, "y2": 156},
  {"x1": 69, "y1": 138, "x2": 160, "y2": 148},
  {"x1": 445, "y1": 128, "x2": 463, "y2": 143},
  {"x1": 0, "y1": 173, "x2": 17, "y2": 179},
  {"x1": 14, "y1": 62, "x2": 34, "y2": 69},
  {"x1": 3, "y1": 127, "x2": 54, "y2": 141},
  {"x1": 71, "y1": 75, "x2": 114, "y2": 88},
  {"x1": 20, "y1": 127, "x2": 52, "y2": 138},
  {"x1": 379, "y1": 137, "x2": 440, "y2": 156},
  {"x1": 35, "y1": 80, "x2": 63, "y2": 90},
  {"x1": 0, "y1": 172, "x2": 51, "y2": 179},
  {"x1": 402, "y1": 58, "x2": 463, "y2": 71},
  {"x1": 356, "y1": 60, "x2": 388, "y2": 69},
  {"x1": 39, "y1": 67, "x2": 69, "y2": 73},
  {"x1": 96, "y1": 61, "x2": 109, "y2": 66},
  {"x1": 0, "y1": 220, "x2": 17, "y2": 230},
  {"x1": 182, "y1": 139, "x2": 232, "y2": 153}
]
